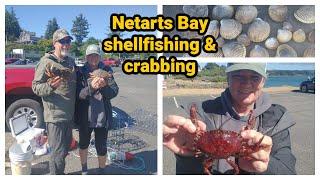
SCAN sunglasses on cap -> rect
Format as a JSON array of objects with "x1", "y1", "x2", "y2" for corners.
[{"x1": 58, "y1": 38, "x2": 72, "y2": 44}]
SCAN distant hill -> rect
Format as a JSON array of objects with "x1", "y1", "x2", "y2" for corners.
[
  {"x1": 267, "y1": 70, "x2": 315, "y2": 77},
  {"x1": 173, "y1": 63, "x2": 315, "y2": 82}
]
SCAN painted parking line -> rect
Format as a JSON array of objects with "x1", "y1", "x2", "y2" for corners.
[{"x1": 173, "y1": 96, "x2": 179, "y2": 109}]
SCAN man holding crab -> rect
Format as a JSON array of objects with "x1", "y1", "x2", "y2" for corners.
[
  {"x1": 163, "y1": 63, "x2": 296, "y2": 175},
  {"x1": 32, "y1": 29, "x2": 76, "y2": 175}
]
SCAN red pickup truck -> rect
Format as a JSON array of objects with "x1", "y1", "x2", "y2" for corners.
[
  {"x1": 102, "y1": 58, "x2": 120, "y2": 67},
  {"x1": 5, "y1": 65, "x2": 44, "y2": 129}
]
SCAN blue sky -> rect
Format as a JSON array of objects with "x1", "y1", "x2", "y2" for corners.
[
  {"x1": 6, "y1": 5, "x2": 157, "y2": 40},
  {"x1": 199, "y1": 63, "x2": 315, "y2": 70}
]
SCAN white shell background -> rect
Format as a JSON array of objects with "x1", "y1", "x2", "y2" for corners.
[{"x1": 163, "y1": 5, "x2": 315, "y2": 57}]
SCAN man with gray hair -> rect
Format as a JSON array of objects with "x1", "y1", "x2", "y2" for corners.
[
  {"x1": 32, "y1": 28, "x2": 76, "y2": 175},
  {"x1": 163, "y1": 63, "x2": 296, "y2": 175}
]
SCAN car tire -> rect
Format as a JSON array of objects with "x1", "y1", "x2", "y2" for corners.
[
  {"x1": 301, "y1": 85, "x2": 308, "y2": 93},
  {"x1": 5, "y1": 99, "x2": 44, "y2": 131}
]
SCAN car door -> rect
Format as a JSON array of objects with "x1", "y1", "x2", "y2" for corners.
[{"x1": 309, "y1": 78, "x2": 315, "y2": 90}]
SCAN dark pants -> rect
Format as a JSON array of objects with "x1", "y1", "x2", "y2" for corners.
[
  {"x1": 79, "y1": 123, "x2": 108, "y2": 156},
  {"x1": 47, "y1": 122, "x2": 72, "y2": 175}
]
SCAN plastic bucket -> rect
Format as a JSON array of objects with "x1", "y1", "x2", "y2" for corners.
[{"x1": 9, "y1": 142, "x2": 33, "y2": 175}]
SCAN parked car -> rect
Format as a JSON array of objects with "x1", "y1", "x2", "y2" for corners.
[
  {"x1": 12, "y1": 59, "x2": 27, "y2": 65},
  {"x1": 119, "y1": 58, "x2": 125, "y2": 65},
  {"x1": 75, "y1": 58, "x2": 85, "y2": 66},
  {"x1": 26, "y1": 60, "x2": 38, "y2": 65},
  {"x1": 102, "y1": 58, "x2": 120, "y2": 67},
  {"x1": 5, "y1": 58, "x2": 19, "y2": 65},
  {"x1": 300, "y1": 77, "x2": 315, "y2": 93}
]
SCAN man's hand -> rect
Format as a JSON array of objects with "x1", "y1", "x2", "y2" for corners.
[
  {"x1": 49, "y1": 76, "x2": 63, "y2": 88},
  {"x1": 238, "y1": 130, "x2": 273, "y2": 173},
  {"x1": 163, "y1": 115, "x2": 206, "y2": 156}
]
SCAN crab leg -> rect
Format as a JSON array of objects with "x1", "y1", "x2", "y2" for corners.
[
  {"x1": 247, "y1": 110, "x2": 255, "y2": 129},
  {"x1": 238, "y1": 134, "x2": 266, "y2": 160},
  {"x1": 190, "y1": 104, "x2": 199, "y2": 128},
  {"x1": 242, "y1": 110, "x2": 255, "y2": 130},
  {"x1": 45, "y1": 65, "x2": 55, "y2": 83},
  {"x1": 226, "y1": 158, "x2": 239, "y2": 175},
  {"x1": 202, "y1": 156, "x2": 214, "y2": 175}
]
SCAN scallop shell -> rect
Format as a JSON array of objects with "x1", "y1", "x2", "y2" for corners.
[
  {"x1": 216, "y1": 37, "x2": 225, "y2": 48},
  {"x1": 183, "y1": 5, "x2": 208, "y2": 17},
  {"x1": 235, "y1": 5, "x2": 258, "y2": 24},
  {"x1": 294, "y1": 5, "x2": 315, "y2": 24},
  {"x1": 265, "y1": 37, "x2": 279, "y2": 50},
  {"x1": 199, "y1": 48, "x2": 224, "y2": 57},
  {"x1": 220, "y1": 19, "x2": 242, "y2": 40},
  {"x1": 249, "y1": 45, "x2": 269, "y2": 57},
  {"x1": 308, "y1": 30, "x2": 315, "y2": 42},
  {"x1": 276, "y1": 44, "x2": 297, "y2": 57},
  {"x1": 268, "y1": 5, "x2": 288, "y2": 22},
  {"x1": 222, "y1": 42, "x2": 246, "y2": 57},
  {"x1": 212, "y1": 5, "x2": 234, "y2": 21},
  {"x1": 237, "y1": 33, "x2": 251, "y2": 47},
  {"x1": 293, "y1": 29, "x2": 306, "y2": 43},
  {"x1": 90, "y1": 69, "x2": 110, "y2": 79},
  {"x1": 283, "y1": 22, "x2": 293, "y2": 32},
  {"x1": 247, "y1": 18, "x2": 271, "y2": 42},
  {"x1": 205, "y1": 20, "x2": 220, "y2": 39},
  {"x1": 303, "y1": 47, "x2": 315, "y2": 57},
  {"x1": 277, "y1": 29, "x2": 292, "y2": 43}
]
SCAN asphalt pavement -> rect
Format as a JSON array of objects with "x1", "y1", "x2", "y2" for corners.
[
  {"x1": 5, "y1": 67, "x2": 158, "y2": 175},
  {"x1": 163, "y1": 90, "x2": 315, "y2": 175}
]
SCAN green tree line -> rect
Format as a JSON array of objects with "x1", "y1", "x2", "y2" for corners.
[{"x1": 5, "y1": 8, "x2": 155, "y2": 60}]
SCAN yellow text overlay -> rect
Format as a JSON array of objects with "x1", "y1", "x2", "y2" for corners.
[
  {"x1": 110, "y1": 14, "x2": 210, "y2": 35},
  {"x1": 122, "y1": 56, "x2": 198, "y2": 78},
  {"x1": 103, "y1": 35, "x2": 203, "y2": 57}
]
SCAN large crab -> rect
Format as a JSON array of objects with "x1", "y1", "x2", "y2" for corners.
[
  {"x1": 190, "y1": 103, "x2": 265, "y2": 175},
  {"x1": 45, "y1": 63, "x2": 75, "y2": 83}
]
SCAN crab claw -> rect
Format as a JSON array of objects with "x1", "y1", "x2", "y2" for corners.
[
  {"x1": 45, "y1": 65, "x2": 54, "y2": 78},
  {"x1": 190, "y1": 104, "x2": 198, "y2": 125}
]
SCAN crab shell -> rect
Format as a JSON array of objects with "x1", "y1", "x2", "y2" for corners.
[
  {"x1": 46, "y1": 64, "x2": 74, "y2": 79},
  {"x1": 195, "y1": 129, "x2": 243, "y2": 159}
]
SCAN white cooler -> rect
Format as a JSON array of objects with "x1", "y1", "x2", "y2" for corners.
[{"x1": 9, "y1": 113, "x2": 45, "y2": 153}]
